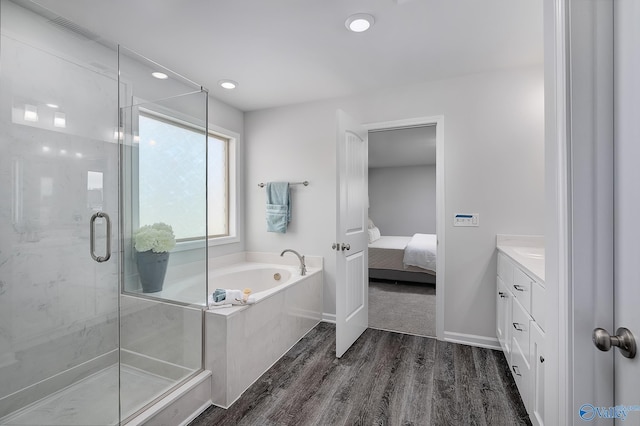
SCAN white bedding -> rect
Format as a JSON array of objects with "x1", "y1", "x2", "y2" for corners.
[
  {"x1": 368, "y1": 234, "x2": 436, "y2": 275},
  {"x1": 368, "y1": 235, "x2": 412, "y2": 250},
  {"x1": 403, "y1": 233, "x2": 437, "y2": 272}
]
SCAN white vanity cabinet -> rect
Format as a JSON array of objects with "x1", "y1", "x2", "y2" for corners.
[
  {"x1": 496, "y1": 251, "x2": 545, "y2": 426},
  {"x1": 496, "y1": 255, "x2": 513, "y2": 356},
  {"x1": 530, "y1": 321, "x2": 545, "y2": 426}
]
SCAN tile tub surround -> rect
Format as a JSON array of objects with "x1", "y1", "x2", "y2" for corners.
[
  {"x1": 205, "y1": 253, "x2": 323, "y2": 408},
  {"x1": 496, "y1": 235, "x2": 544, "y2": 283}
]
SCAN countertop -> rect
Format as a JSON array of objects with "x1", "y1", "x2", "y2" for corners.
[{"x1": 496, "y1": 234, "x2": 545, "y2": 284}]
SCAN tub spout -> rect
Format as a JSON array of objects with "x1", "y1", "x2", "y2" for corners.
[{"x1": 280, "y1": 249, "x2": 306, "y2": 276}]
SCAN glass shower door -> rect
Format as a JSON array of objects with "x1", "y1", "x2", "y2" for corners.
[
  {"x1": 0, "y1": 1, "x2": 121, "y2": 424},
  {"x1": 117, "y1": 46, "x2": 207, "y2": 422}
]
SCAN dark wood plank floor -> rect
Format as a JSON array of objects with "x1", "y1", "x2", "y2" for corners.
[{"x1": 189, "y1": 323, "x2": 530, "y2": 426}]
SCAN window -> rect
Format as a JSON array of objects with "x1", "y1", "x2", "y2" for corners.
[{"x1": 138, "y1": 111, "x2": 233, "y2": 242}]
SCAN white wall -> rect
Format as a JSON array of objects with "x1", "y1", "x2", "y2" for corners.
[
  {"x1": 244, "y1": 65, "x2": 544, "y2": 340},
  {"x1": 368, "y1": 165, "x2": 436, "y2": 235}
]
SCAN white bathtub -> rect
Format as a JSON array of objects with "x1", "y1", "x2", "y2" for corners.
[
  {"x1": 208, "y1": 263, "x2": 298, "y2": 303},
  {"x1": 204, "y1": 252, "x2": 323, "y2": 408},
  {"x1": 153, "y1": 261, "x2": 309, "y2": 307}
]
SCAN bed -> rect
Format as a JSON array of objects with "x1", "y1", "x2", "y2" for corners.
[{"x1": 368, "y1": 232, "x2": 437, "y2": 284}]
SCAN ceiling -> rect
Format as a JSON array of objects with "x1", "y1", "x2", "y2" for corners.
[
  {"x1": 33, "y1": 0, "x2": 543, "y2": 112},
  {"x1": 369, "y1": 126, "x2": 436, "y2": 168}
]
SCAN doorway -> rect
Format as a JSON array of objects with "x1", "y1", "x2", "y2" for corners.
[{"x1": 365, "y1": 116, "x2": 445, "y2": 340}]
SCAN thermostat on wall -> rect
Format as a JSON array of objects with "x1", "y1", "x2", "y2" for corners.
[{"x1": 454, "y1": 213, "x2": 479, "y2": 227}]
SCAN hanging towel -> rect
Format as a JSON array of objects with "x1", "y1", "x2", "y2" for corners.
[{"x1": 266, "y1": 182, "x2": 290, "y2": 233}]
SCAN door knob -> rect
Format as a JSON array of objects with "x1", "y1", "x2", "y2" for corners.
[
  {"x1": 593, "y1": 327, "x2": 636, "y2": 359},
  {"x1": 332, "y1": 243, "x2": 350, "y2": 251}
]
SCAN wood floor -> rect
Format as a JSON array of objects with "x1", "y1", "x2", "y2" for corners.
[{"x1": 189, "y1": 323, "x2": 530, "y2": 426}]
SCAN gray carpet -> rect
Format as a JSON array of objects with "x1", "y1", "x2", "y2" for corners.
[{"x1": 368, "y1": 280, "x2": 436, "y2": 337}]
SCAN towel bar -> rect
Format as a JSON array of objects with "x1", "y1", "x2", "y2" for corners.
[{"x1": 258, "y1": 181, "x2": 309, "y2": 188}]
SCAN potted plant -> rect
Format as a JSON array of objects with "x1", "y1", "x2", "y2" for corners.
[{"x1": 133, "y1": 222, "x2": 176, "y2": 293}]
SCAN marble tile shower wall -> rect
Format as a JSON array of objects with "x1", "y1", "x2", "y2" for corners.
[
  {"x1": 0, "y1": 138, "x2": 120, "y2": 411},
  {"x1": 0, "y1": 5, "x2": 121, "y2": 416}
]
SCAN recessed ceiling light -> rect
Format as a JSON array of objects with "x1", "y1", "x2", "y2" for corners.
[
  {"x1": 218, "y1": 79, "x2": 238, "y2": 90},
  {"x1": 345, "y1": 13, "x2": 375, "y2": 33},
  {"x1": 151, "y1": 72, "x2": 168, "y2": 80},
  {"x1": 46, "y1": 103, "x2": 59, "y2": 109}
]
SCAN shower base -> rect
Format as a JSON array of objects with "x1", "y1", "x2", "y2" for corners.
[{"x1": 2, "y1": 364, "x2": 174, "y2": 425}]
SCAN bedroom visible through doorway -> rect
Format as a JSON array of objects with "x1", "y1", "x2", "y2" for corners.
[{"x1": 366, "y1": 119, "x2": 442, "y2": 338}]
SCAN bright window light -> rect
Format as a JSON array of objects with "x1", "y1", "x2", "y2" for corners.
[
  {"x1": 54, "y1": 112, "x2": 66, "y2": 128},
  {"x1": 24, "y1": 104, "x2": 38, "y2": 122}
]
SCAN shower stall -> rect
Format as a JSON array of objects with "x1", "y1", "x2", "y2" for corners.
[{"x1": 0, "y1": 1, "x2": 210, "y2": 424}]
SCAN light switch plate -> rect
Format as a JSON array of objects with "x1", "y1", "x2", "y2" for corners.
[{"x1": 454, "y1": 213, "x2": 479, "y2": 227}]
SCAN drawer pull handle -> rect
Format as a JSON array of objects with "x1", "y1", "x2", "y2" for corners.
[
  {"x1": 540, "y1": 356, "x2": 545, "y2": 363},
  {"x1": 512, "y1": 365, "x2": 522, "y2": 376},
  {"x1": 513, "y1": 322, "x2": 524, "y2": 331},
  {"x1": 498, "y1": 291, "x2": 507, "y2": 298},
  {"x1": 513, "y1": 285, "x2": 526, "y2": 292}
]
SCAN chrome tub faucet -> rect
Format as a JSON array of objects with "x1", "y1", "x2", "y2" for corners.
[{"x1": 280, "y1": 249, "x2": 306, "y2": 276}]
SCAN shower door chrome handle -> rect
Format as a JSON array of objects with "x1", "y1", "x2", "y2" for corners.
[{"x1": 90, "y1": 212, "x2": 111, "y2": 263}]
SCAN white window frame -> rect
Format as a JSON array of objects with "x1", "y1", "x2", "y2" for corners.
[{"x1": 136, "y1": 108, "x2": 239, "y2": 251}]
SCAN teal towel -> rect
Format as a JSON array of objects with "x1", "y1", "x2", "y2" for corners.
[
  {"x1": 213, "y1": 288, "x2": 226, "y2": 303},
  {"x1": 266, "y1": 182, "x2": 290, "y2": 233}
]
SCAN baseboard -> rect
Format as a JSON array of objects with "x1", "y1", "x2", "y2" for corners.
[
  {"x1": 443, "y1": 331, "x2": 501, "y2": 350},
  {"x1": 322, "y1": 313, "x2": 336, "y2": 324}
]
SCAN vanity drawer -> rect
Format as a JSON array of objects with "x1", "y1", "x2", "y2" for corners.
[
  {"x1": 513, "y1": 267, "x2": 533, "y2": 314},
  {"x1": 531, "y1": 281, "x2": 546, "y2": 331},
  {"x1": 512, "y1": 298, "x2": 531, "y2": 365},
  {"x1": 510, "y1": 339, "x2": 531, "y2": 399}
]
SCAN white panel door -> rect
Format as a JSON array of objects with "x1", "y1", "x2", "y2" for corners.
[
  {"x1": 613, "y1": 0, "x2": 640, "y2": 416},
  {"x1": 335, "y1": 109, "x2": 368, "y2": 358}
]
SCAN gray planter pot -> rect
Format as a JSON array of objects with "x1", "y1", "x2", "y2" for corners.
[{"x1": 136, "y1": 250, "x2": 170, "y2": 293}]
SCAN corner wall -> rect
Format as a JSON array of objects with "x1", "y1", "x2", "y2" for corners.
[{"x1": 244, "y1": 65, "x2": 544, "y2": 340}]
